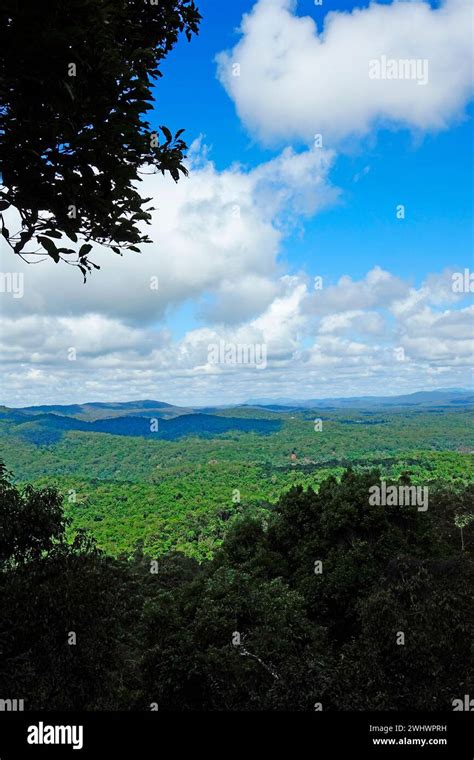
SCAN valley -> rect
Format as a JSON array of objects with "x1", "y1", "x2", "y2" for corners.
[{"x1": 1, "y1": 390, "x2": 472, "y2": 560}]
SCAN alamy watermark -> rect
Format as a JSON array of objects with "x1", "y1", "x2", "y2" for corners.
[
  {"x1": 0, "y1": 698, "x2": 24, "y2": 711},
  {"x1": 452, "y1": 268, "x2": 474, "y2": 293},
  {"x1": 452, "y1": 694, "x2": 474, "y2": 711},
  {"x1": 369, "y1": 481, "x2": 428, "y2": 512},
  {"x1": 369, "y1": 55, "x2": 429, "y2": 86},
  {"x1": 208, "y1": 340, "x2": 267, "y2": 370},
  {"x1": 0, "y1": 271, "x2": 24, "y2": 298},
  {"x1": 27, "y1": 722, "x2": 83, "y2": 750}
]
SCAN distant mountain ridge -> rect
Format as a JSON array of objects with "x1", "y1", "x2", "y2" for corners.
[
  {"x1": 244, "y1": 389, "x2": 474, "y2": 409},
  {"x1": 1, "y1": 390, "x2": 471, "y2": 447},
  {"x1": 12, "y1": 400, "x2": 183, "y2": 422},
  {"x1": 9, "y1": 389, "x2": 474, "y2": 419},
  {"x1": 0, "y1": 406, "x2": 281, "y2": 446}
]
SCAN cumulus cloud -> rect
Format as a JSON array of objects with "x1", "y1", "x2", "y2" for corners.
[
  {"x1": 306, "y1": 266, "x2": 409, "y2": 314},
  {"x1": 0, "y1": 141, "x2": 337, "y2": 325},
  {"x1": 1, "y1": 266, "x2": 472, "y2": 406},
  {"x1": 318, "y1": 309, "x2": 386, "y2": 335},
  {"x1": 396, "y1": 305, "x2": 474, "y2": 363},
  {"x1": 0, "y1": 315, "x2": 160, "y2": 365},
  {"x1": 216, "y1": 0, "x2": 473, "y2": 145}
]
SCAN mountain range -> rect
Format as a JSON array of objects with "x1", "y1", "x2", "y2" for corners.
[
  {"x1": 244, "y1": 389, "x2": 474, "y2": 409},
  {"x1": 1, "y1": 389, "x2": 471, "y2": 446}
]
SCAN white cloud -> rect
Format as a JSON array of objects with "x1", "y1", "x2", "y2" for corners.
[
  {"x1": 307, "y1": 266, "x2": 409, "y2": 314},
  {"x1": 396, "y1": 305, "x2": 474, "y2": 363},
  {"x1": 0, "y1": 314, "x2": 160, "y2": 365},
  {"x1": 318, "y1": 309, "x2": 385, "y2": 335},
  {"x1": 0, "y1": 141, "x2": 337, "y2": 326},
  {"x1": 216, "y1": 0, "x2": 473, "y2": 145},
  {"x1": 1, "y1": 267, "x2": 472, "y2": 406},
  {"x1": 252, "y1": 276, "x2": 308, "y2": 357}
]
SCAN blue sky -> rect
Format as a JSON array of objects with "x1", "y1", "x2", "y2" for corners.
[
  {"x1": 155, "y1": 0, "x2": 472, "y2": 286},
  {"x1": 2, "y1": 0, "x2": 473, "y2": 406}
]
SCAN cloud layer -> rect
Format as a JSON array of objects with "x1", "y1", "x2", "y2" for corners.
[
  {"x1": 1, "y1": 263, "x2": 472, "y2": 407},
  {"x1": 217, "y1": 0, "x2": 473, "y2": 144},
  {"x1": 1, "y1": 141, "x2": 337, "y2": 325},
  {"x1": 1, "y1": 1, "x2": 472, "y2": 406}
]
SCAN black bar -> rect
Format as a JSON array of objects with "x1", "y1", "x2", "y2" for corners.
[{"x1": 0, "y1": 711, "x2": 472, "y2": 759}]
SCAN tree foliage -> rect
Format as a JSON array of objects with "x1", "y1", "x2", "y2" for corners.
[
  {"x1": 0, "y1": 460, "x2": 66, "y2": 566},
  {"x1": 0, "y1": 0, "x2": 201, "y2": 277},
  {"x1": 1, "y1": 406, "x2": 472, "y2": 561},
  {"x1": 0, "y1": 463, "x2": 472, "y2": 710}
]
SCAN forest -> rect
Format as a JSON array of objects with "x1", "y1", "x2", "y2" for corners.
[
  {"x1": 0, "y1": 401, "x2": 472, "y2": 559},
  {"x1": 0, "y1": 397, "x2": 473, "y2": 710},
  {"x1": 0, "y1": 461, "x2": 472, "y2": 711}
]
